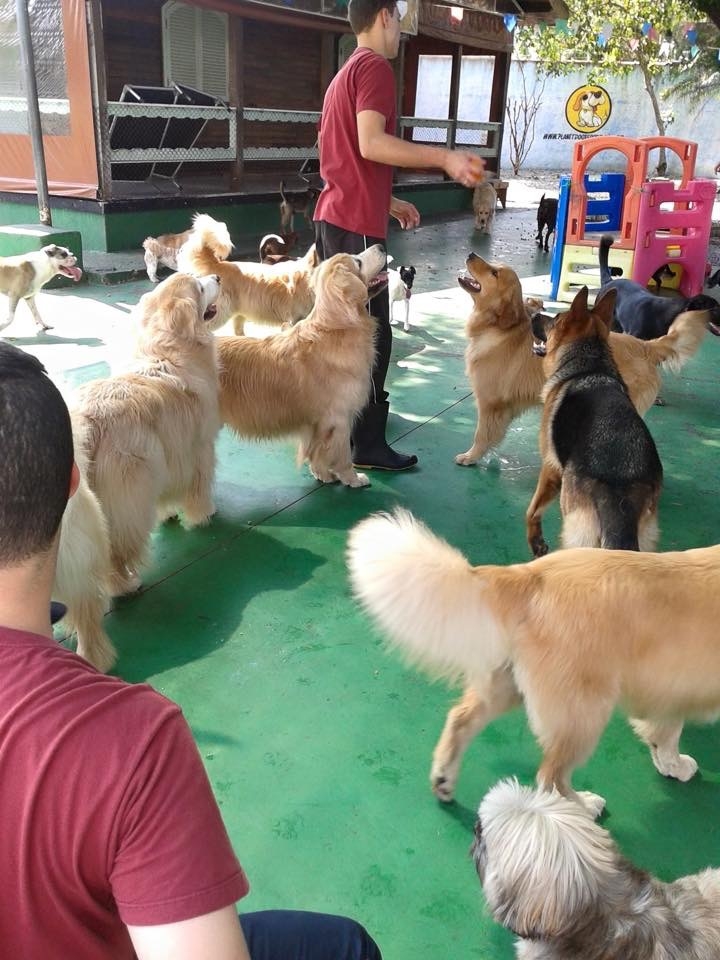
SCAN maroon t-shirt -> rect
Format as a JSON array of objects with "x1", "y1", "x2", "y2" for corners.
[
  {"x1": 314, "y1": 47, "x2": 396, "y2": 239},
  {"x1": 0, "y1": 626, "x2": 249, "y2": 959}
]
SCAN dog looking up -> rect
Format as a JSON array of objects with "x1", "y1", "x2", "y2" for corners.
[
  {"x1": 598, "y1": 233, "x2": 720, "y2": 338},
  {"x1": 387, "y1": 257, "x2": 416, "y2": 332},
  {"x1": 455, "y1": 253, "x2": 708, "y2": 466},
  {"x1": 279, "y1": 180, "x2": 321, "y2": 234},
  {"x1": 474, "y1": 779, "x2": 720, "y2": 959},
  {"x1": 0, "y1": 244, "x2": 82, "y2": 334},
  {"x1": 258, "y1": 232, "x2": 299, "y2": 265},
  {"x1": 179, "y1": 213, "x2": 318, "y2": 334},
  {"x1": 348, "y1": 507, "x2": 720, "y2": 815},
  {"x1": 536, "y1": 194, "x2": 558, "y2": 252},
  {"x1": 472, "y1": 181, "x2": 498, "y2": 233},
  {"x1": 527, "y1": 285, "x2": 663, "y2": 556}
]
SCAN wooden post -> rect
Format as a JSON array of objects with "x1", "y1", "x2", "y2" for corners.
[
  {"x1": 228, "y1": 15, "x2": 244, "y2": 188},
  {"x1": 85, "y1": 0, "x2": 113, "y2": 201}
]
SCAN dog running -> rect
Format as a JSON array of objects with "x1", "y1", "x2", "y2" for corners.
[{"x1": 0, "y1": 244, "x2": 82, "y2": 334}]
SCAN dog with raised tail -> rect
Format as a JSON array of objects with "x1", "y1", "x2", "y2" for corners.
[
  {"x1": 348, "y1": 508, "x2": 720, "y2": 816},
  {"x1": 474, "y1": 778, "x2": 720, "y2": 959}
]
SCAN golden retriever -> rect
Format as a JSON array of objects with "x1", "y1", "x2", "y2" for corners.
[
  {"x1": 472, "y1": 181, "x2": 497, "y2": 233},
  {"x1": 217, "y1": 247, "x2": 385, "y2": 488},
  {"x1": 455, "y1": 253, "x2": 709, "y2": 465},
  {"x1": 179, "y1": 213, "x2": 318, "y2": 334},
  {"x1": 348, "y1": 508, "x2": 720, "y2": 817},
  {"x1": 71, "y1": 272, "x2": 221, "y2": 601}
]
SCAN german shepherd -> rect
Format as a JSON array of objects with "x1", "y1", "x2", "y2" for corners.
[
  {"x1": 348, "y1": 508, "x2": 720, "y2": 815},
  {"x1": 527, "y1": 285, "x2": 663, "y2": 557}
]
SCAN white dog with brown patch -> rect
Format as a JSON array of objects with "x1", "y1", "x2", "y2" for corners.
[{"x1": 0, "y1": 244, "x2": 82, "y2": 334}]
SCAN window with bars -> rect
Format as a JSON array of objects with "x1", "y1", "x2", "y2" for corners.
[{"x1": 161, "y1": 1, "x2": 229, "y2": 100}]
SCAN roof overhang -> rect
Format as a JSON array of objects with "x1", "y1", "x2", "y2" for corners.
[{"x1": 433, "y1": 0, "x2": 568, "y2": 24}]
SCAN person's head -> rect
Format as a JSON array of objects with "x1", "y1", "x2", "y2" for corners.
[
  {"x1": 0, "y1": 342, "x2": 74, "y2": 566},
  {"x1": 348, "y1": 0, "x2": 407, "y2": 56}
]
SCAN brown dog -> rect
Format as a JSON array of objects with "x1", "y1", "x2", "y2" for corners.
[
  {"x1": 455, "y1": 253, "x2": 709, "y2": 466},
  {"x1": 259, "y1": 232, "x2": 299, "y2": 265},
  {"x1": 217, "y1": 247, "x2": 385, "y2": 487},
  {"x1": 348, "y1": 508, "x2": 720, "y2": 817},
  {"x1": 526, "y1": 286, "x2": 663, "y2": 556},
  {"x1": 180, "y1": 214, "x2": 318, "y2": 334},
  {"x1": 279, "y1": 180, "x2": 320, "y2": 234},
  {"x1": 0, "y1": 244, "x2": 82, "y2": 333}
]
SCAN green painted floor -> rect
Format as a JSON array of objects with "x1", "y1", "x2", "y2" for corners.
[{"x1": 14, "y1": 196, "x2": 720, "y2": 958}]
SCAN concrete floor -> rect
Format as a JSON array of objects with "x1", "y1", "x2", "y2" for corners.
[{"x1": 7, "y1": 193, "x2": 720, "y2": 959}]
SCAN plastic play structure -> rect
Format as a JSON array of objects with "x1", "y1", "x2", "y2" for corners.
[{"x1": 549, "y1": 136, "x2": 716, "y2": 303}]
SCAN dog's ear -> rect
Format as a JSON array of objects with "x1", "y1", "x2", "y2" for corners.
[
  {"x1": 303, "y1": 243, "x2": 320, "y2": 269},
  {"x1": 592, "y1": 287, "x2": 617, "y2": 330},
  {"x1": 44, "y1": 245, "x2": 60, "y2": 257},
  {"x1": 568, "y1": 285, "x2": 590, "y2": 317}
]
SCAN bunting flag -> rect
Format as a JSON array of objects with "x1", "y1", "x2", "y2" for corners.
[{"x1": 503, "y1": 13, "x2": 517, "y2": 32}]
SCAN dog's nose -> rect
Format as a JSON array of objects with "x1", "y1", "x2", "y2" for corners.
[
  {"x1": 467, "y1": 252, "x2": 479, "y2": 262},
  {"x1": 213, "y1": 275, "x2": 220, "y2": 283}
]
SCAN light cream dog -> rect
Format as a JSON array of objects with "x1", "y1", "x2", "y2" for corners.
[
  {"x1": 217, "y1": 247, "x2": 385, "y2": 487},
  {"x1": 348, "y1": 508, "x2": 720, "y2": 817},
  {"x1": 179, "y1": 213, "x2": 318, "y2": 334},
  {"x1": 0, "y1": 244, "x2": 82, "y2": 333},
  {"x1": 472, "y1": 181, "x2": 498, "y2": 233},
  {"x1": 142, "y1": 228, "x2": 193, "y2": 283},
  {"x1": 70, "y1": 272, "x2": 221, "y2": 602}
]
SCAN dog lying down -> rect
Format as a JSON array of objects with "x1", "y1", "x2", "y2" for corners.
[
  {"x1": 474, "y1": 779, "x2": 720, "y2": 959},
  {"x1": 598, "y1": 234, "x2": 720, "y2": 339},
  {"x1": 179, "y1": 213, "x2": 318, "y2": 334},
  {"x1": 455, "y1": 252, "x2": 709, "y2": 466},
  {"x1": 217, "y1": 246, "x2": 385, "y2": 488},
  {"x1": 0, "y1": 244, "x2": 82, "y2": 334},
  {"x1": 348, "y1": 508, "x2": 720, "y2": 817},
  {"x1": 55, "y1": 273, "x2": 222, "y2": 671}
]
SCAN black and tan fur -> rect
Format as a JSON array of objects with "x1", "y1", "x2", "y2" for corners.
[
  {"x1": 279, "y1": 180, "x2": 321, "y2": 234},
  {"x1": 526, "y1": 285, "x2": 663, "y2": 557}
]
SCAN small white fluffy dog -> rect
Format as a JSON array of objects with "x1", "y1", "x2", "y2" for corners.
[
  {"x1": 474, "y1": 779, "x2": 720, "y2": 959},
  {"x1": 472, "y1": 181, "x2": 498, "y2": 234},
  {"x1": 0, "y1": 244, "x2": 82, "y2": 333}
]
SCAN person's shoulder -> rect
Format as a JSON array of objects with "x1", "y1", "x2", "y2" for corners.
[{"x1": 349, "y1": 47, "x2": 393, "y2": 78}]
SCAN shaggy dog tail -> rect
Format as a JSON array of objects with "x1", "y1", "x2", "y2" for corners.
[
  {"x1": 347, "y1": 509, "x2": 516, "y2": 683},
  {"x1": 178, "y1": 214, "x2": 233, "y2": 274},
  {"x1": 647, "y1": 309, "x2": 709, "y2": 374}
]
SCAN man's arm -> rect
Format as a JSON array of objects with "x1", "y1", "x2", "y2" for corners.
[
  {"x1": 129, "y1": 905, "x2": 251, "y2": 960},
  {"x1": 357, "y1": 110, "x2": 484, "y2": 188}
]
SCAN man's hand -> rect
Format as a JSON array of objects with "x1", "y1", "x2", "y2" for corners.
[
  {"x1": 444, "y1": 151, "x2": 485, "y2": 189},
  {"x1": 390, "y1": 197, "x2": 420, "y2": 230}
]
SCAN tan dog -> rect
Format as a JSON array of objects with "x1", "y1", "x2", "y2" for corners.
[
  {"x1": 217, "y1": 247, "x2": 385, "y2": 488},
  {"x1": 472, "y1": 181, "x2": 498, "y2": 233},
  {"x1": 348, "y1": 508, "x2": 720, "y2": 817},
  {"x1": 179, "y1": 214, "x2": 318, "y2": 334},
  {"x1": 142, "y1": 228, "x2": 193, "y2": 283},
  {"x1": 526, "y1": 286, "x2": 663, "y2": 556},
  {"x1": 71, "y1": 272, "x2": 221, "y2": 599},
  {"x1": 455, "y1": 253, "x2": 709, "y2": 465},
  {"x1": 0, "y1": 244, "x2": 82, "y2": 333}
]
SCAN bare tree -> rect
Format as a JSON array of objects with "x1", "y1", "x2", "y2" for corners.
[{"x1": 505, "y1": 62, "x2": 546, "y2": 176}]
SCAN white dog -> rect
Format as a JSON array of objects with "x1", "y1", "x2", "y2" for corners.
[
  {"x1": 474, "y1": 778, "x2": 720, "y2": 959},
  {"x1": 0, "y1": 244, "x2": 82, "y2": 333},
  {"x1": 472, "y1": 181, "x2": 498, "y2": 233},
  {"x1": 387, "y1": 257, "x2": 416, "y2": 332}
]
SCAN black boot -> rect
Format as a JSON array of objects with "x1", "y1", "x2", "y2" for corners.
[{"x1": 351, "y1": 401, "x2": 418, "y2": 471}]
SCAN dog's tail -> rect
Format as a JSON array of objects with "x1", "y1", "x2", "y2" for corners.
[
  {"x1": 280, "y1": 179, "x2": 288, "y2": 203},
  {"x1": 179, "y1": 214, "x2": 230, "y2": 274},
  {"x1": 598, "y1": 234, "x2": 614, "y2": 287},
  {"x1": 646, "y1": 309, "x2": 709, "y2": 373},
  {"x1": 347, "y1": 509, "x2": 519, "y2": 683}
]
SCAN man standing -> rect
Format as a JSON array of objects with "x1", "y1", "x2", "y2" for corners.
[{"x1": 314, "y1": 0, "x2": 484, "y2": 470}]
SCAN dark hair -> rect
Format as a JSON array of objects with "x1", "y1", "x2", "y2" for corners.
[
  {"x1": 348, "y1": 0, "x2": 396, "y2": 34},
  {"x1": 0, "y1": 342, "x2": 74, "y2": 564}
]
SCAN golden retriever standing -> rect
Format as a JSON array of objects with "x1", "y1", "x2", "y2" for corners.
[
  {"x1": 455, "y1": 253, "x2": 709, "y2": 465},
  {"x1": 71, "y1": 273, "x2": 221, "y2": 597},
  {"x1": 218, "y1": 247, "x2": 385, "y2": 487},
  {"x1": 472, "y1": 181, "x2": 498, "y2": 233},
  {"x1": 179, "y1": 213, "x2": 318, "y2": 334},
  {"x1": 348, "y1": 508, "x2": 720, "y2": 817}
]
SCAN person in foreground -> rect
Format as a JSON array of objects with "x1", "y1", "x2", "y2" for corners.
[
  {"x1": 0, "y1": 340, "x2": 381, "y2": 959},
  {"x1": 314, "y1": 0, "x2": 485, "y2": 471}
]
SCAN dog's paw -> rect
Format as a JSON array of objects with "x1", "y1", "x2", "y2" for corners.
[
  {"x1": 655, "y1": 752, "x2": 698, "y2": 782},
  {"x1": 577, "y1": 790, "x2": 606, "y2": 819},
  {"x1": 530, "y1": 535, "x2": 549, "y2": 558},
  {"x1": 455, "y1": 451, "x2": 478, "y2": 466},
  {"x1": 346, "y1": 471, "x2": 370, "y2": 488},
  {"x1": 431, "y1": 773, "x2": 456, "y2": 803},
  {"x1": 182, "y1": 506, "x2": 216, "y2": 529}
]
